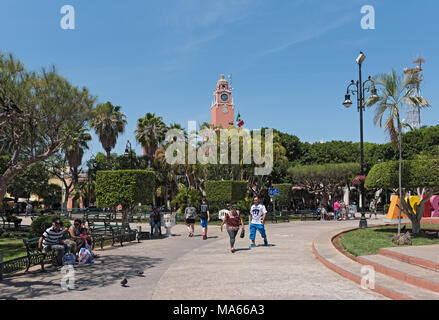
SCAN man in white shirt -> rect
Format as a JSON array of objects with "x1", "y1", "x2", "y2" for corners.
[{"x1": 249, "y1": 196, "x2": 268, "y2": 248}]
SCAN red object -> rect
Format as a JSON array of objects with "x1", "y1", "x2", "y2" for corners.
[
  {"x1": 238, "y1": 120, "x2": 244, "y2": 127},
  {"x1": 424, "y1": 195, "x2": 432, "y2": 217}
]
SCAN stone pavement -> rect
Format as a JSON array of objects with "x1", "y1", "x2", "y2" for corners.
[{"x1": 0, "y1": 219, "x2": 387, "y2": 300}]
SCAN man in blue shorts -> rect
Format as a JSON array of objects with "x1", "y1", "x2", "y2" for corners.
[
  {"x1": 249, "y1": 196, "x2": 268, "y2": 248},
  {"x1": 200, "y1": 199, "x2": 210, "y2": 240}
]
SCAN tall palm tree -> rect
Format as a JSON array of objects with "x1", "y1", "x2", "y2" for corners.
[
  {"x1": 90, "y1": 102, "x2": 127, "y2": 169},
  {"x1": 366, "y1": 69, "x2": 430, "y2": 234},
  {"x1": 64, "y1": 126, "x2": 92, "y2": 183},
  {"x1": 135, "y1": 113, "x2": 166, "y2": 166}
]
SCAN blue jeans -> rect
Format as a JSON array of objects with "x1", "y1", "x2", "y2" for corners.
[
  {"x1": 335, "y1": 210, "x2": 339, "y2": 219},
  {"x1": 249, "y1": 223, "x2": 266, "y2": 241},
  {"x1": 150, "y1": 221, "x2": 161, "y2": 234},
  {"x1": 25, "y1": 210, "x2": 34, "y2": 218}
]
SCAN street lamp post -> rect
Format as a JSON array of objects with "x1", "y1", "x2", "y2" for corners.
[
  {"x1": 125, "y1": 140, "x2": 134, "y2": 169},
  {"x1": 343, "y1": 51, "x2": 378, "y2": 229}
]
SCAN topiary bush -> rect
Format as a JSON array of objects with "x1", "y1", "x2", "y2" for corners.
[
  {"x1": 205, "y1": 180, "x2": 248, "y2": 203},
  {"x1": 96, "y1": 170, "x2": 155, "y2": 208},
  {"x1": 30, "y1": 215, "x2": 71, "y2": 238}
]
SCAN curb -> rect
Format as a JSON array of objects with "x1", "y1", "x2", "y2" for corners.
[{"x1": 312, "y1": 227, "x2": 412, "y2": 300}]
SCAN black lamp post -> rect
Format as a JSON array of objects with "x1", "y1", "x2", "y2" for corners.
[
  {"x1": 343, "y1": 51, "x2": 378, "y2": 229},
  {"x1": 125, "y1": 140, "x2": 134, "y2": 169}
]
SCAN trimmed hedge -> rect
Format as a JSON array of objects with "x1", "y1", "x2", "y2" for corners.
[
  {"x1": 365, "y1": 159, "x2": 439, "y2": 189},
  {"x1": 96, "y1": 170, "x2": 155, "y2": 208},
  {"x1": 205, "y1": 180, "x2": 248, "y2": 203},
  {"x1": 273, "y1": 183, "x2": 292, "y2": 205}
]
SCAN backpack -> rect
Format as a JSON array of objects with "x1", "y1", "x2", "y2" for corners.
[
  {"x1": 62, "y1": 253, "x2": 76, "y2": 266},
  {"x1": 78, "y1": 248, "x2": 93, "y2": 265}
]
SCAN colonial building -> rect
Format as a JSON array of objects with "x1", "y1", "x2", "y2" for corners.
[{"x1": 211, "y1": 74, "x2": 235, "y2": 128}]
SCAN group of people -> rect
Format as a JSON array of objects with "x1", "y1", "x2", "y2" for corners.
[
  {"x1": 38, "y1": 217, "x2": 93, "y2": 266},
  {"x1": 315, "y1": 198, "x2": 379, "y2": 220},
  {"x1": 182, "y1": 196, "x2": 269, "y2": 253}
]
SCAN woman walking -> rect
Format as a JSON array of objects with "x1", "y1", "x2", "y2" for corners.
[{"x1": 220, "y1": 207, "x2": 245, "y2": 253}]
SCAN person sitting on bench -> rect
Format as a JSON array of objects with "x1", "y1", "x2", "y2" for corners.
[
  {"x1": 38, "y1": 217, "x2": 70, "y2": 266},
  {"x1": 5, "y1": 208, "x2": 22, "y2": 229}
]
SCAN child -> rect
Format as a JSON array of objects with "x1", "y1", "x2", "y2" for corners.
[{"x1": 80, "y1": 228, "x2": 93, "y2": 252}]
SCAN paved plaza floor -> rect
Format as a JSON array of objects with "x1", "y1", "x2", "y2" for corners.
[{"x1": 0, "y1": 219, "x2": 387, "y2": 300}]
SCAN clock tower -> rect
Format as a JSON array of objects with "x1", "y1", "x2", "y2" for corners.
[{"x1": 211, "y1": 74, "x2": 235, "y2": 128}]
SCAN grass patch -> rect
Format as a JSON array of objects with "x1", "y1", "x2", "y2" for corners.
[
  {"x1": 0, "y1": 237, "x2": 27, "y2": 261},
  {"x1": 340, "y1": 224, "x2": 439, "y2": 257}
]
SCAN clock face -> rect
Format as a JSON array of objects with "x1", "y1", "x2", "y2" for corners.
[
  {"x1": 220, "y1": 93, "x2": 229, "y2": 102},
  {"x1": 222, "y1": 106, "x2": 228, "y2": 114}
]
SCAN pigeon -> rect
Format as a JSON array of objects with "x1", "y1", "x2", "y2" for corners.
[
  {"x1": 120, "y1": 278, "x2": 128, "y2": 287},
  {"x1": 136, "y1": 270, "x2": 144, "y2": 276}
]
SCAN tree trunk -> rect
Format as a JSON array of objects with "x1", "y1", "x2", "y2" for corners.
[
  {"x1": 122, "y1": 208, "x2": 130, "y2": 226},
  {"x1": 106, "y1": 149, "x2": 112, "y2": 170},
  {"x1": 0, "y1": 182, "x2": 7, "y2": 203},
  {"x1": 411, "y1": 218, "x2": 421, "y2": 234}
]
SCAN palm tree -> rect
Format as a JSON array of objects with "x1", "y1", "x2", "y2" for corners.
[
  {"x1": 64, "y1": 126, "x2": 92, "y2": 183},
  {"x1": 90, "y1": 102, "x2": 127, "y2": 169},
  {"x1": 135, "y1": 113, "x2": 167, "y2": 166},
  {"x1": 366, "y1": 69, "x2": 430, "y2": 235}
]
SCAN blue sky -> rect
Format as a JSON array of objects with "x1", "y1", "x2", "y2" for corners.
[{"x1": 1, "y1": 0, "x2": 438, "y2": 159}]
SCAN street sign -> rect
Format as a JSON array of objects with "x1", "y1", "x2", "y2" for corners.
[{"x1": 268, "y1": 188, "x2": 279, "y2": 197}]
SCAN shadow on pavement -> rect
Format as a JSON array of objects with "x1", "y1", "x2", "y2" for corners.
[{"x1": 0, "y1": 254, "x2": 162, "y2": 300}]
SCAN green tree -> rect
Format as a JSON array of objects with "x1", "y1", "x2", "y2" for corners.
[
  {"x1": 366, "y1": 69, "x2": 431, "y2": 234},
  {"x1": 64, "y1": 127, "x2": 92, "y2": 183},
  {"x1": 0, "y1": 54, "x2": 95, "y2": 201},
  {"x1": 7, "y1": 162, "x2": 50, "y2": 200},
  {"x1": 135, "y1": 112, "x2": 167, "y2": 167},
  {"x1": 96, "y1": 170, "x2": 155, "y2": 224},
  {"x1": 90, "y1": 102, "x2": 127, "y2": 170},
  {"x1": 289, "y1": 162, "x2": 360, "y2": 207}
]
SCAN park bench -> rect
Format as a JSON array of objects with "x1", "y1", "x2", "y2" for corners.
[
  {"x1": 128, "y1": 212, "x2": 150, "y2": 223},
  {"x1": 299, "y1": 210, "x2": 319, "y2": 221},
  {"x1": 265, "y1": 212, "x2": 291, "y2": 223},
  {"x1": 89, "y1": 222, "x2": 139, "y2": 250},
  {"x1": 0, "y1": 212, "x2": 22, "y2": 229},
  {"x1": 84, "y1": 211, "x2": 112, "y2": 223},
  {"x1": 23, "y1": 238, "x2": 57, "y2": 273}
]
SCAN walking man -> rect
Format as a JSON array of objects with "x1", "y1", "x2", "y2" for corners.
[
  {"x1": 184, "y1": 202, "x2": 197, "y2": 237},
  {"x1": 369, "y1": 199, "x2": 378, "y2": 219},
  {"x1": 25, "y1": 201, "x2": 33, "y2": 219},
  {"x1": 249, "y1": 196, "x2": 268, "y2": 248},
  {"x1": 200, "y1": 199, "x2": 210, "y2": 240}
]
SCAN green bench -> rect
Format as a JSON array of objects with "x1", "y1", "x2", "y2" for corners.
[
  {"x1": 299, "y1": 210, "x2": 319, "y2": 221},
  {"x1": 84, "y1": 211, "x2": 112, "y2": 223},
  {"x1": 0, "y1": 212, "x2": 22, "y2": 229},
  {"x1": 89, "y1": 222, "x2": 139, "y2": 250},
  {"x1": 128, "y1": 212, "x2": 150, "y2": 223},
  {"x1": 23, "y1": 238, "x2": 57, "y2": 272},
  {"x1": 265, "y1": 212, "x2": 291, "y2": 223}
]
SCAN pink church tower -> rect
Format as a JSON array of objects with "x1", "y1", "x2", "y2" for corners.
[{"x1": 211, "y1": 74, "x2": 235, "y2": 128}]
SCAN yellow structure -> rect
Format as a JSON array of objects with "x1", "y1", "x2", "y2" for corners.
[{"x1": 384, "y1": 195, "x2": 410, "y2": 223}]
